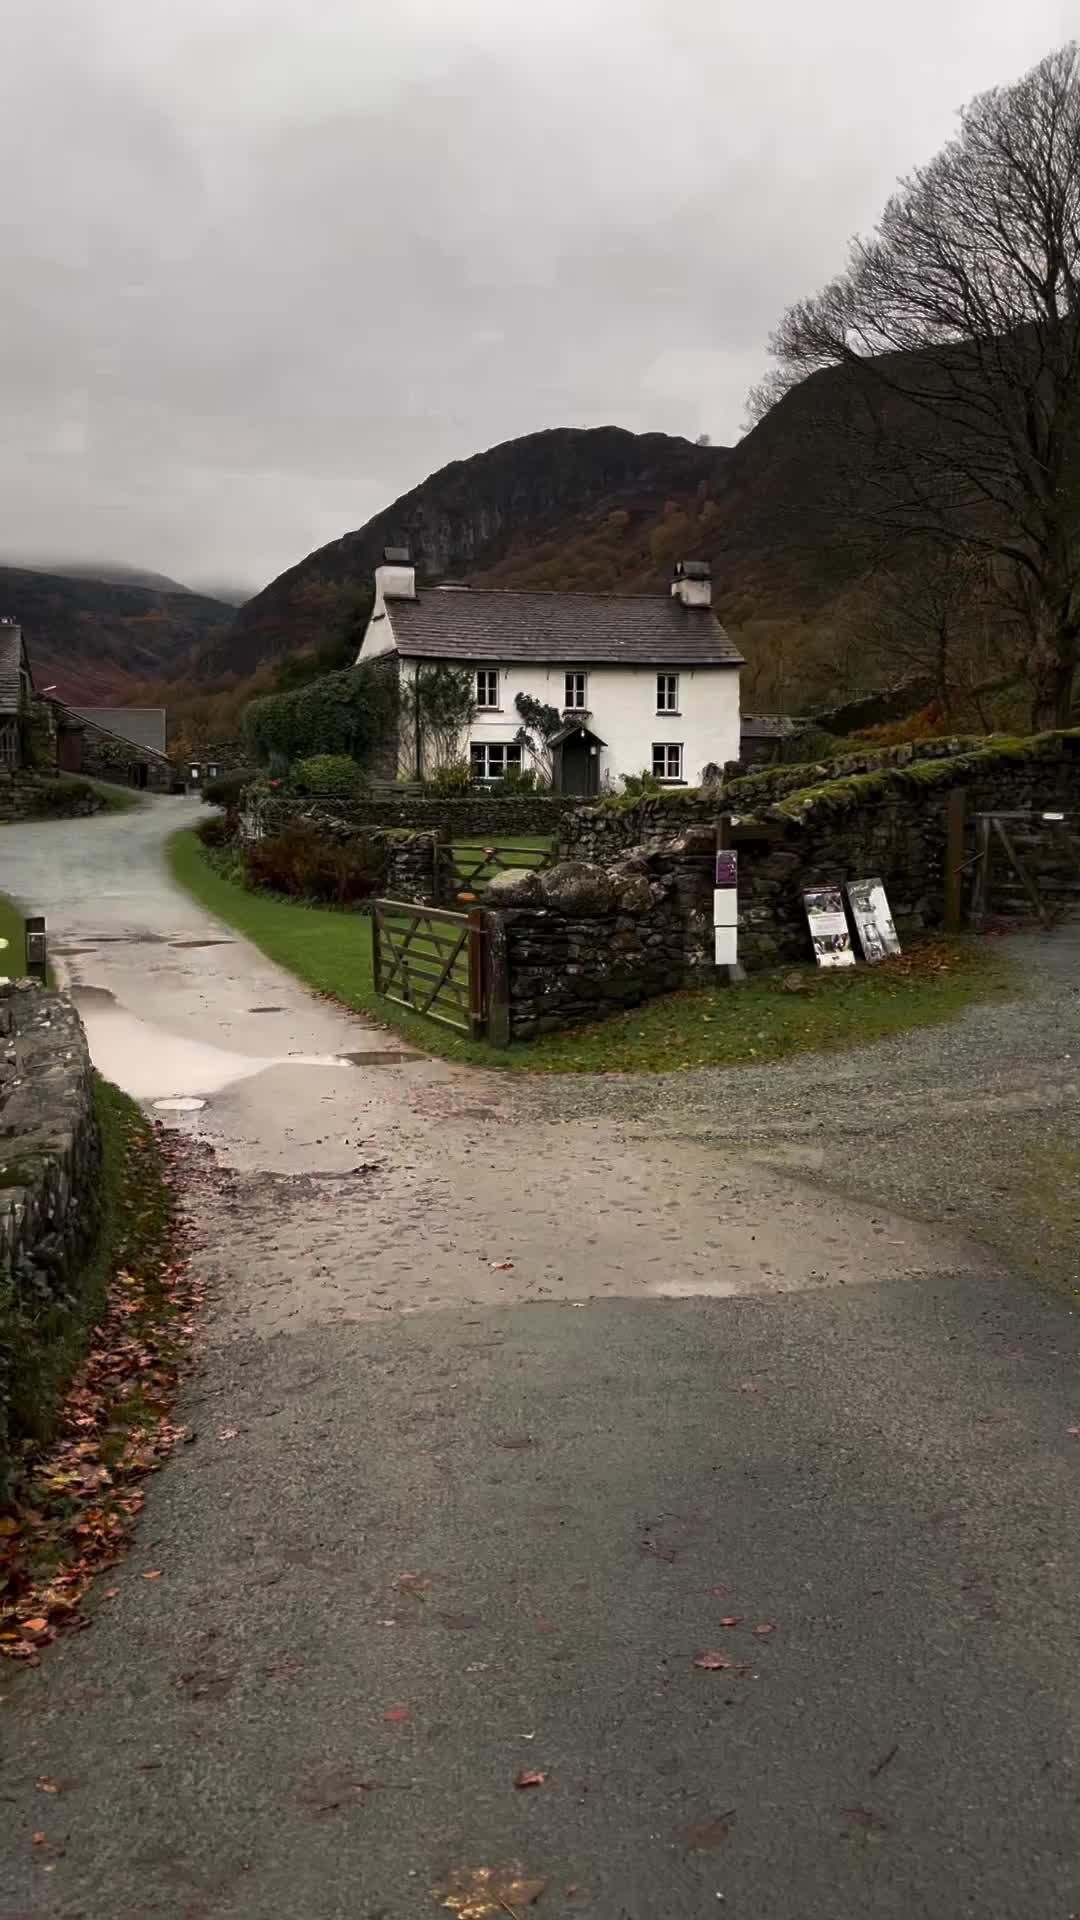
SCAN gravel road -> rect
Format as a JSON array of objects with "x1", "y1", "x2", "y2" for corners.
[{"x1": 1, "y1": 799, "x2": 1079, "y2": 1919}]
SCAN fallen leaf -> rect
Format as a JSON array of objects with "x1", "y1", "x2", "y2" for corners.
[
  {"x1": 1067, "y1": 1426, "x2": 1080, "y2": 1438},
  {"x1": 490, "y1": 1261, "x2": 514, "y2": 1272},
  {"x1": 396, "y1": 1572, "x2": 432, "y2": 1596},
  {"x1": 103, "y1": 1588, "x2": 119, "y2": 1599},
  {"x1": 840, "y1": 1805, "x2": 888, "y2": 1831},
  {"x1": 32, "y1": 1833, "x2": 46, "y2": 1846},
  {"x1": 23, "y1": 1618, "x2": 49, "y2": 1635},
  {"x1": 438, "y1": 1862, "x2": 547, "y2": 1916},
  {"x1": 217, "y1": 1427, "x2": 239, "y2": 1442},
  {"x1": 514, "y1": 1769, "x2": 546, "y2": 1789},
  {"x1": 753, "y1": 1622, "x2": 776, "y2": 1640},
  {"x1": 687, "y1": 1810, "x2": 736, "y2": 1849},
  {"x1": 34, "y1": 1778, "x2": 60, "y2": 1795},
  {"x1": 142, "y1": 1571, "x2": 163, "y2": 1581},
  {"x1": 694, "y1": 1651, "x2": 736, "y2": 1671},
  {"x1": 383, "y1": 1704, "x2": 411, "y2": 1723},
  {"x1": 0, "y1": 1516, "x2": 19, "y2": 1536},
  {"x1": 720, "y1": 1616, "x2": 743, "y2": 1627},
  {"x1": 263, "y1": 1657, "x2": 305, "y2": 1679}
]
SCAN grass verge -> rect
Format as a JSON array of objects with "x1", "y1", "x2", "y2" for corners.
[
  {"x1": 169, "y1": 829, "x2": 1017, "y2": 1075},
  {"x1": 0, "y1": 893, "x2": 26, "y2": 977},
  {"x1": 84, "y1": 776, "x2": 142, "y2": 813},
  {"x1": 0, "y1": 1080, "x2": 199, "y2": 1659}
]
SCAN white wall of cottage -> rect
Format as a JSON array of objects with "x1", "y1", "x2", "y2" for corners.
[{"x1": 359, "y1": 608, "x2": 740, "y2": 786}]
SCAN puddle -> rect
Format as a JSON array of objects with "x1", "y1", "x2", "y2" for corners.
[
  {"x1": 72, "y1": 998, "x2": 424, "y2": 1102},
  {"x1": 170, "y1": 939, "x2": 236, "y2": 950},
  {"x1": 336, "y1": 1050, "x2": 423, "y2": 1066}
]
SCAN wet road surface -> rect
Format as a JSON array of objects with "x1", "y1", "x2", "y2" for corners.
[{"x1": 2, "y1": 799, "x2": 1079, "y2": 1918}]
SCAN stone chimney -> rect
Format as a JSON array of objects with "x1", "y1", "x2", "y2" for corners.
[
  {"x1": 671, "y1": 559, "x2": 711, "y2": 609},
  {"x1": 374, "y1": 546, "x2": 416, "y2": 607}
]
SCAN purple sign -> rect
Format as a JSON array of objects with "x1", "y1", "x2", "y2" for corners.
[{"x1": 715, "y1": 851, "x2": 738, "y2": 888}]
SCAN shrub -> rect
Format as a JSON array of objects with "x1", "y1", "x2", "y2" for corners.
[
  {"x1": 430, "y1": 760, "x2": 474, "y2": 794},
  {"x1": 294, "y1": 754, "x2": 368, "y2": 801},
  {"x1": 491, "y1": 767, "x2": 539, "y2": 794},
  {"x1": 195, "y1": 813, "x2": 232, "y2": 849},
  {"x1": 621, "y1": 769, "x2": 662, "y2": 797},
  {"x1": 34, "y1": 776, "x2": 101, "y2": 816},
  {"x1": 203, "y1": 770, "x2": 254, "y2": 809},
  {"x1": 242, "y1": 828, "x2": 387, "y2": 906},
  {"x1": 242, "y1": 663, "x2": 399, "y2": 768}
]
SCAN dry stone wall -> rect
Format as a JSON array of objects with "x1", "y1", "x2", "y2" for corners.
[
  {"x1": 490, "y1": 833, "x2": 715, "y2": 1040},
  {"x1": 0, "y1": 986, "x2": 103, "y2": 1497}
]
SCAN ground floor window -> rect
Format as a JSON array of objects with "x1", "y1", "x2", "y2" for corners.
[
  {"x1": 470, "y1": 740, "x2": 522, "y2": 783},
  {"x1": 652, "y1": 742, "x2": 684, "y2": 782}
]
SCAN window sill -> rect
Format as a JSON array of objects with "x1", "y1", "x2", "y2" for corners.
[
  {"x1": 655, "y1": 711, "x2": 682, "y2": 717},
  {"x1": 655, "y1": 778, "x2": 688, "y2": 787},
  {"x1": 474, "y1": 708, "x2": 504, "y2": 714}
]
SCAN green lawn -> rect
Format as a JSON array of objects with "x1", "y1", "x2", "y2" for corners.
[
  {"x1": 0, "y1": 896, "x2": 25, "y2": 977},
  {"x1": 447, "y1": 835, "x2": 552, "y2": 899},
  {"x1": 169, "y1": 830, "x2": 1016, "y2": 1075}
]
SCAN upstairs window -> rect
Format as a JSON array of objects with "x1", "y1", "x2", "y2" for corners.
[
  {"x1": 564, "y1": 671, "x2": 588, "y2": 710},
  {"x1": 476, "y1": 668, "x2": 500, "y2": 709},
  {"x1": 652, "y1": 742, "x2": 684, "y2": 783},
  {"x1": 657, "y1": 673, "x2": 679, "y2": 712}
]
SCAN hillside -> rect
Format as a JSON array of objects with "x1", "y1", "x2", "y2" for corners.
[
  {"x1": 8, "y1": 561, "x2": 194, "y2": 595},
  {"x1": 0, "y1": 566, "x2": 235, "y2": 702},
  {"x1": 219, "y1": 427, "x2": 730, "y2": 674}
]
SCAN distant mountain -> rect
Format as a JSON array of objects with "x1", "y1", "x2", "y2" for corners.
[
  {"x1": 218, "y1": 427, "x2": 729, "y2": 674},
  {"x1": 0, "y1": 566, "x2": 235, "y2": 702},
  {"x1": 7, "y1": 559, "x2": 196, "y2": 596}
]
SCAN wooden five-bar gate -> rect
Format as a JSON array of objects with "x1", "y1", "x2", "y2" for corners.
[{"x1": 371, "y1": 900, "x2": 509, "y2": 1044}]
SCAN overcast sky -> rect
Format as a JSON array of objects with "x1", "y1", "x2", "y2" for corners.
[{"x1": 0, "y1": 0, "x2": 1074, "y2": 596}]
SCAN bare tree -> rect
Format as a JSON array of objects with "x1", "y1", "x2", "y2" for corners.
[
  {"x1": 858, "y1": 544, "x2": 1024, "y2": 724},
  {"x1": 751, "y1": 43, "x2": 1080, "y2": 729}
]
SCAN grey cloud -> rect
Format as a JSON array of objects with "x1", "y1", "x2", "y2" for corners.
[{"x1": 0, "y1": 0, "x2": 1069, "y2": 592}]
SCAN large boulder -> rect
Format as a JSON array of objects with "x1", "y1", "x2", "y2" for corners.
[
  {"x1": 539, "y1": 861, "x2": 617, "y2": 915},
  {"x1": 484, "y1": 867, "x2": 545, "y2": 907}
]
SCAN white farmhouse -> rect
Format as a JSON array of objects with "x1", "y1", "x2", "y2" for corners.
[{"x1": 356, "y1": 550, "x2": 742, "y2": 795}]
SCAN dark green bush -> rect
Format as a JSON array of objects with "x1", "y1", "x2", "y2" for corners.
[
  {"x1": 35, "y1": 776, "x2": 101, "y2": 816},
  {"x1": 195, "y1": 813, "x2": 232, "y2": 849},
  {"x1": 203, "y1": 770, "x2": 254, "y2": 809},
  {"x1": 294, "y1": 754, "x2": 368, "y2": 801},
  {"x1": 242, "y1": 663, "x2": 398, "y2": 768},
  {"x1": 242, "y1": 828, "x2": 387, "y2": 906}
]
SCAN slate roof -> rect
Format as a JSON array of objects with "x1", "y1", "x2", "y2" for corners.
[
  {"x1": 0, "y1": 622, "x2": 29, "y2": 716},
  {"x1": 384, "y1": 587, "x2": 742, "y2": 667},
  {"x1": 70, "y1": 707, "x2": 167, "y2": 755}
]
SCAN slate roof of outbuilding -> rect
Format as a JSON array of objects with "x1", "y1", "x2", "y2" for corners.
[
  {"x1": 70, "y1": 707, "x2": 167, "y2": 754},
  {"x1": 383, "y1": 587, "x2": 743, "y2": 667}
]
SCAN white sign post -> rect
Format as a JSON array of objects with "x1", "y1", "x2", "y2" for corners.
[{"x1": 714, "y1": 847, "x2": 739, "y2": 970}]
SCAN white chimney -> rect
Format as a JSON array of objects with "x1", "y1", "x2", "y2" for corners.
[
  {"x1": 374, "y1": 545, "x2": 416, "y2": 607},
  {"x1": 671, "y1": 559, "x2": 711, "y2": 609}
]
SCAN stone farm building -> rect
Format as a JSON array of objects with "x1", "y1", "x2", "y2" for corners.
[{"x1": 357, "y1": 551, "x2": 743, "y2": 795}]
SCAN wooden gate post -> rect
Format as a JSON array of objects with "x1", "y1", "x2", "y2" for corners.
[
  {"x1": 484, "y1": 910, "x2": 511, "y2": 1048},
  {"x1": 943, "y1": 789, "x2": 966, "y2": 932},
  {"x1": 467, "y1": 909, "x2": 488, "y2": 1042},
  {"x1": 371, "y1": 905, "x2": 383, "y2": 997}
]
